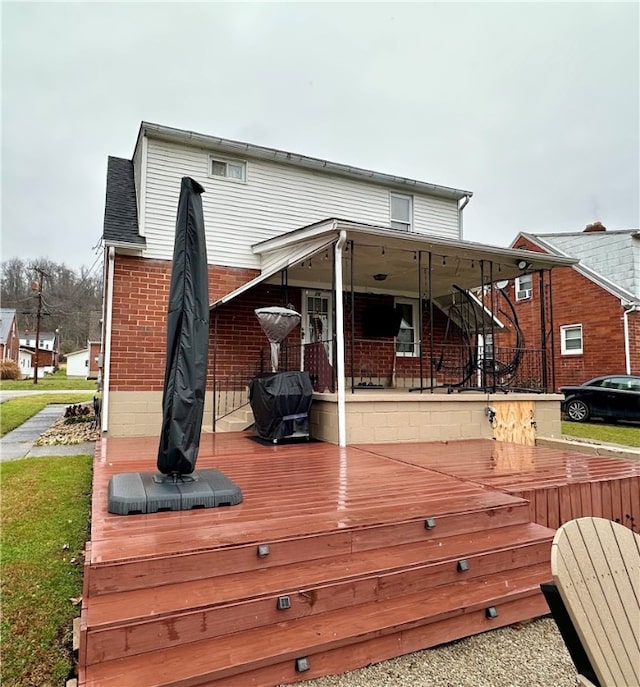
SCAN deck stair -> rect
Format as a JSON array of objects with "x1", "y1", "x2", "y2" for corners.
[{"x1": 80, "y1": 499, "x2": 553, "y2": 686}]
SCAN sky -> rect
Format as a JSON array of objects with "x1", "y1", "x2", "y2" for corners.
[{"x1": 2, "y1": 1, "x2": 639, "y2": 273}]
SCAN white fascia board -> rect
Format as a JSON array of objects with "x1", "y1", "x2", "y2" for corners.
[{"x1": 253, "y1": 219, "x2": 338, "y2": 255}]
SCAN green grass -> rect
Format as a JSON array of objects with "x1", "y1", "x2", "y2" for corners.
[
  {"x1": 562, "y1": 420, "x2": 640, "y2": 448},
  {"x1": 0, "y1": 369, "x2": 97, "y2": 390},
  {"x1": 1, "y1": 455, "x2": 93, "y2": 687},
  {"x1": 0, "y1": 393, "x2": 95, "y2": 436}
]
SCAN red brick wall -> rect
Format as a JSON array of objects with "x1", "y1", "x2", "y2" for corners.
[
  {"x1": 504, "y1": 236, "x2": 633, "y2": 389},
  {"x1": 109, "y1": 255, "x2": 259, "y2": 390},
  {"x1": 109, "y1": 255, "x2": 459, "y2": 391}
]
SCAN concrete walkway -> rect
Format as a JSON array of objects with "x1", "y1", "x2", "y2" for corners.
[{"x1": 0, "y1": 404, "x2": 95, "y2": 462}]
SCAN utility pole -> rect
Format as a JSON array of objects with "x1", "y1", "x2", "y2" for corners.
[{"x1": 31, "y1": 267, "x2": 47, "y2": 385}]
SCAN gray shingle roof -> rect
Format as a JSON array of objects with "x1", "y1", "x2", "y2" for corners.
[
  {"x1": 524, "y1": 230, "x2": 639, "y2": 301},
  {"x1": 103, "y1": 157, "x2": 145, "y2": 246},
  {"x1": 0, "y1": 308, "x2": 16, "y2": 345}
]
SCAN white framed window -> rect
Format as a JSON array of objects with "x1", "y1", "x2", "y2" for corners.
[
  {"x1": 395, "y1": 298, "x2": 419, "y2": 357},
  {"x1": 515, "y1": 274, "x2": 533, "y2": 301},
  {"x1": 390, "y1": 193, "x2": 412, "y2": 232},
  {"x1": 209, "y1": 157, "x2": 246, "y2": 182},
  {"x1": 560, "y1": 324, "x2": 583, "y2": 355}
]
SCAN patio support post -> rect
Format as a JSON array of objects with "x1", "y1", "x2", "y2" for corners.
[
  {"x1": 350, "y1": 240, "x2": 355, "y2": 394},
  {"x1": 480, "y1": 260, "x2": 487, "y2": 390},
  {"x1": 428, "y1": 251, "x2": 434, "y2": 392},
  {"x1": 212, "y1": 308, "x2": 218, "y2": 430},
  {"x1": 489, "y1": 261, "x2": 496, "y2": 391},
  {"x1": 418, "y1": 250, "x2": 424, "y2": 393},
  {"x1": 548, "y1": 269, "x2": 556, "y2": 389},
  {"x1": 538, "y1": 270, "x2": 548, "y2": 391},
  {"x1": 334, "y1": 231, "x2": 348, "y2": 447}
]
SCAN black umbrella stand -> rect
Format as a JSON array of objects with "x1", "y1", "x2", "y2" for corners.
[{"x1": 108, "y1": 177, "x2": 242, "y2": 515}]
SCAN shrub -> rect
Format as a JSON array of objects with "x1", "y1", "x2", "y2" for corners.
[{"x1": 0, "y1": 360, "x2": 21, "y2": 380}]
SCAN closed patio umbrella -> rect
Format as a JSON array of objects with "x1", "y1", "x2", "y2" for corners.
[{"x1": 157, "y1": 176, "x2": 209, "y2": 475}]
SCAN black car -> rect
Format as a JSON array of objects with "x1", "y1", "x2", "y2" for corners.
[{"x1": 560, "y1": 375, "x2": 640, "y2": 423}]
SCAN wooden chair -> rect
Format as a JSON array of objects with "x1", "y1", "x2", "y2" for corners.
[{"x1": 549, "y1": 517, "x2": 640, "y2": 687}]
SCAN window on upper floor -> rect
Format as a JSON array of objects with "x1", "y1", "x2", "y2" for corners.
[
  {"x1": 209, "y1": 157, "x2": 246, "y2": 182},
  {"x1": 560, "y1": 324, "x2": 583, "y2": 355},
  {"x1": 390, "y1": 193, "x2": 412, "y2": 232},
  {"x1": 515, "y1": 274, "x2": 533, "y2": 301},
  {"x1": 395, "y1": 298, "x2": 419, "y2": 357}
]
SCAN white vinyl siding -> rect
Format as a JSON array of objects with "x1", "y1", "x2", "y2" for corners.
[{"x1": 141, "y1": 138, "x2": 460, "y2": 268}]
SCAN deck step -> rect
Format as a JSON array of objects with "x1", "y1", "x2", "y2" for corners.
[
  {"x1": 85, "y1": 499, "x2": 533, "y2": 596},
  {"x1": 83, "y1": 522, "x2": 551, "y2": 663},
  {"x1": 81, "y1": 562, "x2": 551, "y2": 687}
]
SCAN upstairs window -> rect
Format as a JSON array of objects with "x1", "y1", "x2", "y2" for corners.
[
  {"x1": 515, "y1": 274, "x2": 533, "y2": 301},
  {"x1": 561, "y1": 324, "x2": 583, "y2": 355},
  {"x1": 390, "y1": 193, "x2": 412, "y2": 232},
  {"x1": 209, "y1": 157, "x2": 246, "y2": 182}
]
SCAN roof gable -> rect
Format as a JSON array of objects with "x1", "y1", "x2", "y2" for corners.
[{"x1": 0, "y1": 308, "x2": 17, "y2": 344}]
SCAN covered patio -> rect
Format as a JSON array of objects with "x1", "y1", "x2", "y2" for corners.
[{"x1": 211, "y1": 219, "x2": 575, "y2": 444}]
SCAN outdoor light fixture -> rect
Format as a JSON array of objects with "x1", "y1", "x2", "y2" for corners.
[
  {"x1": 373, "y1": 273, "x2": 388, "y2": 281},
  {"x1": 517, "y1": 259, "x2": 532, "y2": 271}
]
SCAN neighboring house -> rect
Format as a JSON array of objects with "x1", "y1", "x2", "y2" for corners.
[
  {"x1": 0, "y1": 308, "x2": 19, "y2": 363},
  {"x1": 66, "y1": 348, "x2": 90, "y2": 378},
  {"x1": 100, "y1": 122, "x2": 572, "y2": 441},
  {"x1": 502, "y1": 223, "x2": 640, "y2": 390},
  {"x1": 18, "y1": 347, "x2": 33, "y2": 378},
  {"x1": 19, "y1": 330, "x2": 60, "y2": 371}
]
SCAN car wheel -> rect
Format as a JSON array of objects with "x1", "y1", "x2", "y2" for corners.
[{"x1": 566, "y1": 399, "x2": 590, "y2": 422}]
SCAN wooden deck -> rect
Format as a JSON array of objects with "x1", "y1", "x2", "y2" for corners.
[{"x1": 79, "y1": 434, "x2": 640, "y2": 687}]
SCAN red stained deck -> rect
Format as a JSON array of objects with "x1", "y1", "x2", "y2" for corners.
[{"x1": 79, "y1": 434, "x2": 640, "y2": 687}]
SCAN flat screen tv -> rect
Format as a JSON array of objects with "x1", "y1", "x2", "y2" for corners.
[{"x1": 362, "y1": 304, "x2": 402, "y2": 338}]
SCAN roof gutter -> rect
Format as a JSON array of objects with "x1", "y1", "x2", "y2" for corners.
[{"x1": 458, "y1": 194, "x2": 471, "y2": 240}]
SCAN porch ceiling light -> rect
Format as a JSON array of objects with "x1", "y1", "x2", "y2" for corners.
[{"x1": 373, "y1": 273, "x2": 388, "y2": 281}]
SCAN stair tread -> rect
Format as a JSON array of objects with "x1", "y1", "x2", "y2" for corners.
[
  {"x1": 83, "y1": 562, "x2": 550, "y2": 686},
  {"x1": 86, "y1": 522, "x2": 551, "y2": 628}
]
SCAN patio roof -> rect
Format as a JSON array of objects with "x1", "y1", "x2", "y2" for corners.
[{"x1": 210, "y1": 218, "x2": 577, "y2": 309}]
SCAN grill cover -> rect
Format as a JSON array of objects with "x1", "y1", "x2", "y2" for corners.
[{"x1": 249, "y1": 371, "x2": 313, "y2": 441}]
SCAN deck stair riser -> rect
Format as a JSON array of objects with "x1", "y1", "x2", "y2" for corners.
[
  {"x1": 83, "y1": 523, "x2": 551, "y2": 664},
  {"x1": 84, "y1": 500, "x2": 532, "y2": 596},
  {"x1": 81, "y1": 564, "x2": 551, "y2": 687}
]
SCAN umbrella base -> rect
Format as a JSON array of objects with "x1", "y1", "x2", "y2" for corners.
[{"x1": 107, "y1": 469, "x2": 243, "y2": 515}]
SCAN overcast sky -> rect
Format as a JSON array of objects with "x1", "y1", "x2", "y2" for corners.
[{"x1": 2, "y1": 2, "x2": 638, "y2": 273}]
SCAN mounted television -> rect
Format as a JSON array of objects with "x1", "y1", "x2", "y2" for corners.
[{"x1": 362, "y1": 304, "x2": 402, "y2": 338}]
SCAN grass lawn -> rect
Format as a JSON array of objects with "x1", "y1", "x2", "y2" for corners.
[
  {"x1": 1, "y1": 455, "x2": 93, "y2": 687},
  {"x1": 0, "y1": 369, "x2": 97, "y2": 391},
  {"x1": 0, "y1": 393, "x2": 96, "y2": 436},
  {"x1": 561, "y1": 420, "x2": 640, "y2": 448}
]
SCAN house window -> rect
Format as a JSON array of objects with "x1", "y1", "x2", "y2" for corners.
[
  {"x1": 561, "y1": 324, "x2": 583, "y2": 355},
  {"x1": 395, "y1": 299, "x2": 419, "y2": 357},
  {"x1": 390, "y1": 193, "x2": 412, "y2": 232},
  {"x1": 515, "y1": 274, "x2": 533, "y2": 301},
  {"x1": 209, "y1": 157, "x2": 246, "y2": 182}
]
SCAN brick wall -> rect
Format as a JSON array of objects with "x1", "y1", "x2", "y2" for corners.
[
  {"x1": 109, "y1": 255, "x2": 259, "y2": 390},
  {"x1": 109, "y1": 255, "x2": 458, "y2": 392}
]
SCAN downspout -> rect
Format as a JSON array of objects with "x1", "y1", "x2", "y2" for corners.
[
  {"x1": 458, "y1": 195, "x2": 471, "y2": 240},
  {"x1": 623, "y1": 304, "x2": 640, "y2": 374},
  {"x1": 334, "y1": 230, "x2": 348, "y2": 447},
  {"x1": 101, "y1": 247, "x2": 115, "y2": 433}
]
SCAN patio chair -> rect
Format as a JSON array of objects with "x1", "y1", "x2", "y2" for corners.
[{"x1": 546, "y1": 517, "x2": 639, "y2": 687}]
